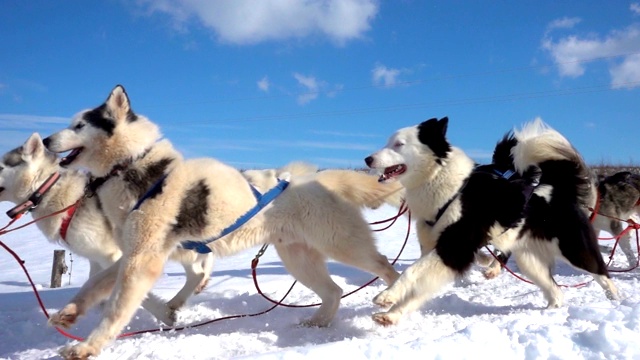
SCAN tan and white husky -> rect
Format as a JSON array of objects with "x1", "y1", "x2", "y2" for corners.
[
  {"x1": 44, "y1": 85, "x2": 403, "y2": 359},
  {"x1": 0, "y1": 133, "x2": 213, "y2": 326}
]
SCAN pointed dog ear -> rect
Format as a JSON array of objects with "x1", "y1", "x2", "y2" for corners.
[
  {"x1": 106, "y1": 84, "x2": 135, "y2": 123},
  {"x1": 438, "y1": 117, "x2": 449, "y2": 136},
  {"x1": 23, "y1": 132, "x2": 44, "y2": 157}
]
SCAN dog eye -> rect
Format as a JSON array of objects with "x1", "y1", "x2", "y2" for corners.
[
  {"x1": 393, "y1": 141, "x2": 404, "y2": 148},
  {"x1": 74, "y1": 123, "x2": 85, "y2": 130}
]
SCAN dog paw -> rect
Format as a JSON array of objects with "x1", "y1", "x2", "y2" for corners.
[
  {"x1": 299, "y1": 316, "x2": 331, "y2": 328},
  {"x1": 161, "y1": 308, "x2": 178, "y2": 326},
  {"x1": 49, "y1": 304, "x2": 79, "y2": 328},
  {"x1": 194, "y1": 278, "x2": 210, "y2": 295},
  {"x1": 372, "y1": 290, "x2": 397, "y2": 308},
  {"x1": 483, "y1": 266, "x2": 502, "y2": 279},
  {"x1": 59, "y1": 343, "x2": 98, "y2": 360},
  {"x1": 605, "y1": 289, "x2": 621, "y2": 301},
  {"x1": 545, "y1": 300, "x2": 562, "y2": 309},
  {"x1": 372, "y1": 312, "x2": 399, "y2": 326}
]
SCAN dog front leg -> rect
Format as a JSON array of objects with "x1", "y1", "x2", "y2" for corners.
[
  {"x1": 60, "y1": 248, "x2": 169, "y2": 360},
  {"x1": 49, "y1": 258, "x2": 122, "y2": 329},
  {"x1": 373, "y1": 253, "x2": 457, "y2": 326}
]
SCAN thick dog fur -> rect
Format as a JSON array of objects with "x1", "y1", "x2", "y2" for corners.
[
  {"x1": 243, "y1": 161, "x2": 405, "y2": 210},
  {"x1": 0, "y1": 133, "x2": 214, "y2": 325},
  {"x1": 485, "y1": 171, "x2": 640, "y2": 278},
  {"x1": 43, "y1": 85, "x2": 402, "y2": 359},
  {"x1": 593, "y1": 171, "x2": 640, "y2": 266},
  {"x1": 364, "y1": 117, "x2": 619, "y2": 326},
  {"x1": 0, "y1": 133, "x2": 121, "y2": 277}
]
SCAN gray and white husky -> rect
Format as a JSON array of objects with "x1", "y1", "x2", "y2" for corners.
[
  {"x1": 592, "y1": 171, "x2": 640, "y2": 266},
  {"x1": 44, "y1": 85, "x2": 403, "y2": 359},
  {"x1": 0, "y1": 133, "x2": 214, "y2": 325}
]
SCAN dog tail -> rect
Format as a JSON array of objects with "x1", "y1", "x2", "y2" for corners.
[
  {"x1": 492, "y1": 131, "x2": 518, "y2": 170},
  {"x1": 315, "y1": 169, "x2": 405, "y2": 209},
  {"x1": 276, "y1": 161, "x2": 319, "y2": 179},
  {"x1": 512, "y1": 117, "x2": 594, "y2": 207}
]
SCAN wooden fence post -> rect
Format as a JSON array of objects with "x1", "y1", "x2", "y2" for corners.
[{"x1": 50, "y1": 250, "x2": 68, "y2": 288}]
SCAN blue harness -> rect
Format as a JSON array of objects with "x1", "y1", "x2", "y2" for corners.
[{"x1": 132, "y1": 176, "x2": 289, "y2": 254}]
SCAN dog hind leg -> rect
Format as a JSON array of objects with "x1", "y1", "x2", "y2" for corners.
[
  {"x1": 512, "y1": 248, "x2": 563, "y2": 308},
  {"x1": 609, "y1": 220, "x2": 637, "y2": 267},
  {"x1": 166, "y1": 256, "x2": 210, "y2": 311},
  {"x1": 316, "y1": 232, "x2": 400, "y2": 285},
  {"x1": 274, "y1": 243, "x2": 342, "y2": 327}
]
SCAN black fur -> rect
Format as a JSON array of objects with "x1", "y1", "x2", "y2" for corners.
[
  {"x1": 122, "y1": 157, "x2": 174, "y2": 199},
  {"x1": 2, "y1": 147, "x2": 25, "y2": 167},
  {"x1": 465, "y1": 134, "x2": 610, "y2": 278},
  {"x1": 519, "y1": 159, "x2": 608, "y2": 276},
  {"x1": 84, "y1": 104, "x2": 116, "y2": 136},
  {"x1": 599, "y1": 171, "x2": 640, "y2": 214},
  {"x1": 436, "y1": 164, "x2": 541, "y2": 273},
  {"x1": 417, "y1": 117, "x2": 451, "y2": 161},
  {"x1": 172, "y1": 181, "x2": 210, "y2": 234}
]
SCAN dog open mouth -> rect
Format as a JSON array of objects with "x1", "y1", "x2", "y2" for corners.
[
  {"x1": 378, "y1": 164, "x2": 406, "y2": 182},
  {"x1": 59, "y1": 147, "x2": 84, "y2": 167}
]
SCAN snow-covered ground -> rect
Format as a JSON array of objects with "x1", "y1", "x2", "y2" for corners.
[{"x1": 0, "y1": 202, "x2": 638, "y2": 360}]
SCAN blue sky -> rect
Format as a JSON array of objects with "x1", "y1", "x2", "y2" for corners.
[{"x1": 1, "y1": 1, "x2": 640, "y2": 169}]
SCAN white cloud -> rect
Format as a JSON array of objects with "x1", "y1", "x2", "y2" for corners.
[
  {"x1": 293, "y1": 73, "x2": 321, "y2": 105},
  {"x1": 372, "y1": 64, "x2": 401, "y2": 87},
  {"x1": 257, "y1": 76, "x2": 270, "y2": 92},
  {"x1": 546, "y1": 17, "x2": 581, "y2": 33},
  {"x1": 134, "y1": 0, "x2": 379, "y2": 45},
  {"x1": 0, "y1": 114, "x2": 70, "y2": 129},
  {"x1": 610, "y1": 53, "x2": 640, "y2": 88},
  {"x1": 632, "y1": 3, "x2": 640, "y2": 15},
  {"x1": 542, "y1": 24, "x2": 640, "y2": 87}
]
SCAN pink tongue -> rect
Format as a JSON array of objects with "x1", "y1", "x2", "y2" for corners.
[{"x1": 61, "y1": 149, "x2": 81, "y2": 165}]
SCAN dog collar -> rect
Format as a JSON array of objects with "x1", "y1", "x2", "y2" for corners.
[{"x1": 6, "y1": 172, "x2": 61, "y2": 219}]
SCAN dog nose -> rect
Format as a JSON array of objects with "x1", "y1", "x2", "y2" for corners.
[
  {"x1": 364, "y1": 156, "x2": 373, "y2": 167},
  {"x1": 42, "y1": 137, "x2": 51, "y2": 147}
]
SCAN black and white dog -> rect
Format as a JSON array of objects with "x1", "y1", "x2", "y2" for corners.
[{"x1": 365, "y1": 117, "x2": 619, "y2": 326}]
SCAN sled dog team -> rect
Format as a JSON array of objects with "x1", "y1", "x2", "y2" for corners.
[{"x1": 0, "y1": 85, "x2": 637, "y2": 359}]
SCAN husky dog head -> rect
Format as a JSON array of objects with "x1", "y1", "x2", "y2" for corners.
[
  {"x1": 0, "y1": 133, "x2": 59, "y2": 203},
  {"x1": 364, "y1": 117, "x2": 451, "y2": 185},
  {"x1": 43, "y1": 85, "x2": 161, "y2": 177}
]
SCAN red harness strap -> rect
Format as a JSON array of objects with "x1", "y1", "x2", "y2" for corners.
[{"x1": 59, "y1": 203, "x2": 78, "y2": 242}]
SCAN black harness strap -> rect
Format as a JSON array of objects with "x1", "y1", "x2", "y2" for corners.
[{"x1": 424, "y1": 167, "x2": 519, "y2": 228}]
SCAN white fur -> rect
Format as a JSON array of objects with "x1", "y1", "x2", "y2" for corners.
[
  {"x1": 366, "y1": 118, "x2": 619, "y2": 326},
  {"x1": 44, "y1": 86, "x2": 403, "y2": 359}
]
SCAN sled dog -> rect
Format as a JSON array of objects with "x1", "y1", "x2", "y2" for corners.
[
  {"x1": 484, "y1": 171, "x2": 640, "y2": 278},
  {"x1": 0, "y1": 133, "x2": 214, "y2": 325},
  {"x1": 592, "y1": 171, "x2": 640, "y2": 266},
  {"x1": 364, "y1": 117, "x2": 619, "y2": 326},
  {"x1": 0, "y1": 133, "x2": 121, "y2": 277},
  {"x1": 44, "y1": 85, "x2": 402, "y2": 359}
]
